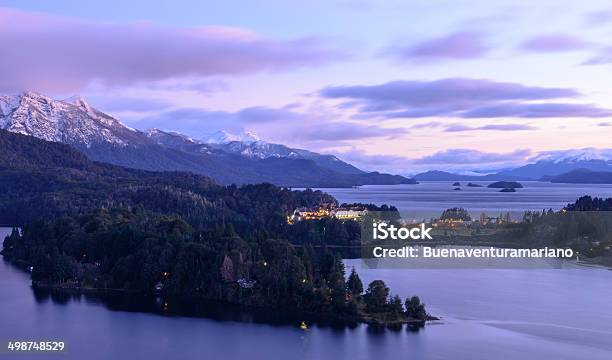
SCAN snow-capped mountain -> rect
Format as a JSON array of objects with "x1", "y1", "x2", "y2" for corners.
[
  {"x1": 0, "y1": 91, "x2": 143, "y2": 148},
  {"x1": 1, "y1": 92, "x2": 415, "y2": 186},
  {"x1": 212, "y1": 139, "x2": 364, "y2": 174},
  {"x1": 530, "y1": 148, "x2": 612, "y2": 164},
  {"x1": 497, "y1": 149, "x2": 612, "y2": 179},
  {"x1": 0, "y1": 92, "x2": 360, "y2": 174},
  {"x1": 202, "y1": 130, "x2": 260, "y2": 144},
  {"x1": 145, "y1": 128, "x2": 220, "y2": 155},
  {"x1": 149, "y1": 129, "x2": 365, "y2": 175},
  {"x1": 202, "y1": 130, "x2": 305, "y2": 159}
]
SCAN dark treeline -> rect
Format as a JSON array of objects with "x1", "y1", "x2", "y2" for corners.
[{"x1": 565, "y1": 195, "x2": 612, "y2": 211}]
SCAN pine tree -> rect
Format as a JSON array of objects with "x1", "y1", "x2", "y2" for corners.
[
  {"x1": 391, "y1": 294, "x2": 403, "y2": 314},
  {"x1": 346, "y1": 267, "x2": 363, "y2": 296},
  {"x1": 405, "y1": 296, "x2": 427, "y2": 320}
]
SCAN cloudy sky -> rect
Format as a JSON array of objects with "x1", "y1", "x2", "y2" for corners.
[{"x1": 2, "y1": 0, "x2": 612, "y2": 174}]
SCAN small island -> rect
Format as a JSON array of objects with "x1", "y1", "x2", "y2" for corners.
[
  {"x1": 487, "y1": 181, "x2": 523, "y2": 189},
  {"x1": 453, "y1": 187, "x2": 461, "y2": 191},
  {"x1": 452, "y1": 182, "x2": 461, "y2": 186},
  {"x1": 467, "y1": 182, "x2": 483, "y2": 187}
]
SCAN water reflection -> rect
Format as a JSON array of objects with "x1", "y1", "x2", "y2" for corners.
[{"x1": 30, "y1": 285, "x2": 423, "y2": 334}]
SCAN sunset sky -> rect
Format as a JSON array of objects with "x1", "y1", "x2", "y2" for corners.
[{"x1": 2, "y1": 0, "x2": 612, "y2": 174}]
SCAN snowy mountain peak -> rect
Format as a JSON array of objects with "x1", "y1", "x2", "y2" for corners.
[
  {"x1": 146, "y1": 128, "x2": 199, "y2": 144},
  {"x1": 1, "y1": 92, "x2": 142, "y2": 147},
  {"x1": 202, "y1": 130, "x2": 261, "y2": 144},
  {"x1": 532, "y1": 148, "x2": 612, "y2": 164},
  {"x1": 19, "y1": 90, "x2": 53, "y2": 101},
  {"x1": 197, "y1": 129, "x2": 363, "y2": 174},
  {"x1": 64, "y1": 94, "x2": 90, "y2": 109}
]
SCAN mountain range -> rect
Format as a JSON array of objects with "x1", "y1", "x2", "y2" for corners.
[
  {"x1": 0, "y1": 91, "x2": 415, "y2": 187},
  {"x1": 3, "y1": 91, "x2": 611, "y2": 185},
  {"x1": 497, "y1": 157, "x2": 612, "y2": 180},
  {"x1": 413, "y1": 170, "x2": 526, "y2": 181},
  {"x1": 415, "y1": 153, "x2": 612, "y2": 183},
  {"x1": 548, "y1": 168, "x2": 612, "y2": 184}
]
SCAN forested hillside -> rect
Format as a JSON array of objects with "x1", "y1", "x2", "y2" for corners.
[{"x1": 0, "y1": 129, "x2": 333, "y2": 230}]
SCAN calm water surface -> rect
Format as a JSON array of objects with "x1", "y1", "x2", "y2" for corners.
[
  {"x1": 318, "y1": 181, "x2": 612, "y2": 219},
  {"x1": 2, "y1": 184, "x2": 612, "y2": 360}
]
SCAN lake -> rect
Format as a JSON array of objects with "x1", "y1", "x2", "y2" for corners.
[
  {"x1": 2, "y1": 183, "x2": 612, "y2": 360},
  {"x1": 317, "y1": 181, "x2": 612, "y2": 220}
]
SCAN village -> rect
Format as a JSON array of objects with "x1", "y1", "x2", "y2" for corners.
[
  {"x1": 287, "y1": 203, "x2": 369, "y2": 224},
  {"x1": 287, "y1": 204, "x2": 516, "y2": 229}
]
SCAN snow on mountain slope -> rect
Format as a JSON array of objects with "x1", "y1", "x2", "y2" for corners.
[
  {"x1": 198, "y1": 131, "x2": 364, "y2": 174},
  {"x1": 531, "y1": 148, "x2": 612, "y2": 164},
  {"x1": 202, "y1": 130, "x2": 260, "y2": 144},
  {"x1": 0, "y1": 91, "x2": 142, "y2": 148},
  {"x1": 0, "y1": 92, "x2": 415, "y2": 186},
  {"x1": 0, "y1": 92, "x2": 363, "y2": 173},
  {"x1": 145, "y1": 128, "x2": 220, "y2": 155},
  {"x1": 498, "y1": 151, "x2": 612, "y2": 179},
  {"x1": 221, "y1": 140, "x2": 300, "y2": 159}
]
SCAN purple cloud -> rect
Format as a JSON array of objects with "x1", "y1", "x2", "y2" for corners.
[
  {"x1": 479, "y1": 124, "x2": 536, "y2": 131},
  {"x1": 583, "y1": 47, "x2": 612, "y2": 65},
  {"x1": 443, "y1": 124, "x2": 473, "y2": 132},
  {"x1": 461, "y1": 103, "x2": 612, "y2": 118},
  {"x1": 387, "y1": 31, "x2": 489, "y2": 61},
  {"x1": 319, "y1": 78, "x2": 611, "y2": 118},
  {"x1": 320, "y1": 78, "x2": 612, "y2": 119},
  {"x1": 520, "y1": 34, "x2": 593, "y2": 52},
  {"x1": 333, "y1": 147, "x2": 535, "y2": 175},
  {"x1": 136, "y1": 108, "x2": 242, "y2": 134},
  {"x1": 89, "y1": 97, "x2": 173, "y2": 112},
  {"x1": 331, "y1": 149, "x2": 412, "y2": 174},
  {"x1": 321, "y1": 78, "x2": 577, "y2": 109},
  {"x1": 585, "y1": 10, "x2": 612, "y2": 26},
  {"x1": 413, "y1": 149, "x2": 531, "y2": 165},
  {"x1": 135, "y1": 106, "x2": 406, "y2": 142},
  {"x1": 444, "y1": 123, "x2": 536, "y2": 132},
  {"x1": 288, "y1": 122, "x2": 406, "y2": 142},
  {"x1": 135, "y1": 107, "x2": 305, "y2": 135},
  {"x1": 0, "y1": 8, "x2": 345, "y2": 92},
  {"x1": 145, "y1": 79, "x2": 229, "y2": 94},
  {"x1": 410, "y1": 121, "x2": 444, "y2": 129}
]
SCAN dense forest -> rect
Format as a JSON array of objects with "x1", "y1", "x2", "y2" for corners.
[
  {"x1": 564, "y1": 195, "x2": 612, "y2": 211},
  {"x1": 0, "y1": 129, "x2": 332, "y2": 227},
  {"x1": 2, "y1": 209, "x2": 428, "y2": 324}
]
